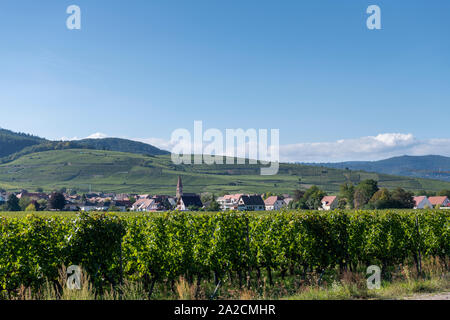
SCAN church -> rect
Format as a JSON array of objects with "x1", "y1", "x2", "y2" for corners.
[{"x1": 175, "y1": 176, "x2": 203, "y2": 211}]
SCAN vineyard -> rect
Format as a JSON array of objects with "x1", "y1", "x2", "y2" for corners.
[{"x1": 0, "y1": 210, "x2": 448, "y2": 299}]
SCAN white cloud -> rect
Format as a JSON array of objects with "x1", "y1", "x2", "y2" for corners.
[
  {"x1": 137, "y1": 132, "x2": 450, "y2": 163},
  {"x1": 61, "y1": 132, "x2": 450, "y2": 163},
  {"x1": 280, "y1": 133, "x2": 450, "y2": 162}
]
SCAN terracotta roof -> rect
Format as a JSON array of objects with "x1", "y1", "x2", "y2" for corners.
[
  {"x1": 428, "y1": 196, "x2": 449, "y2": 206},
  {"x1": 321, "y1": 196, "x2": 337, "y2": 205},
  {"x1": 224, "y1": 194, "x2": 243, "y2": 201},
  {"x1": 413, "y1": 196, "x2": 426, "y2": 206},
  {"x1": 264, "y1": 196, "x2": 282, "y2": 206}
]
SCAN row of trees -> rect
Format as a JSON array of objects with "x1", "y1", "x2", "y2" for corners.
[
  {"x1": 289, "y1": 186, "x2": 327, "y2": 210},
  {"x1": 0, "y1": 192, "x2": 66, "y2": 212},
  {"x1": 288, "y1": 180, "x2": 417, "y2": 210},
  {"x1": 339, "y1": 180, "x2": 415, "y2": 209}
]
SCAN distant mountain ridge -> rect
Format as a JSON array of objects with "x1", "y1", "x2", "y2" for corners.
[{"x1": 310, "y1": 155, "x2": 450, "y2": 182}]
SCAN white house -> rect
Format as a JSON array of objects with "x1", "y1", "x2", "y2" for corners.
[
  {"x1": 217, "y1": 194, "x2": 242, "y2": 211},
  {"x1": 131, "y1": 198, "x2": 155, "y2": 212},
  {"x1": 320, "y1": 196, "x2": 338, "y2": 211},
  {"x1": 264, "y1": 196, "x2": 286, "y2": 211},
  {"x1": 413, "y1": 196, "x2": 433, "y2": 209},
  {"x1": 79, "y1": 201, "x2": 109, "y2": 212}
]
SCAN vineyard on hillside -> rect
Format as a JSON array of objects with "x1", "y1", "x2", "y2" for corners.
[{"x1": 0, "y1": 210, "x2": 448, "y2": 299}]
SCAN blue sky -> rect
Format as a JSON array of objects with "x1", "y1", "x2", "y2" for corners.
[{"x1": 0, "y1": 0, "x2": 449, "y2": 161}]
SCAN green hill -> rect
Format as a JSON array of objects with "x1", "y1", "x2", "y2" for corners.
[
  {"x1": 0, "y1": 135, "x2": 169, "y2": 164},
  {"x1": 75, "y1": 138, "x2": 170, "y2": 156},
  {"x1": 1, "y1": 149, "x2": 449, "y2": 195},
  {"x1": 0, "y1": 128, "x2": 47, "y2": 158}
]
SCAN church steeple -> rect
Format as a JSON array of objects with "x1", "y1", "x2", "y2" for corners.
[{"x1": 176, "y1": 176, "x2": 183, "y2": 199}]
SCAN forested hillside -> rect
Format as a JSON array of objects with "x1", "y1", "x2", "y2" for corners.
[{"x1": 0, "y1": 128, "x2": 46, "y2": 158}]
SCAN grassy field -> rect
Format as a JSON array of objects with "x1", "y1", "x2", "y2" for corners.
[
  {"x1": 1, "y1": 149, "x2": 450, "y2": 195},
  {"x1": 8, "y1": 259, "x2": 449, "y2": 300}
]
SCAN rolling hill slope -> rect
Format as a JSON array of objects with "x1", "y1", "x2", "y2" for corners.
[
  {"x1": 1, "y1": 149, "x2": 450, "y2": 195},
  {"x1": 314, "y1": 155, "x2": 450, "y2": 182}
]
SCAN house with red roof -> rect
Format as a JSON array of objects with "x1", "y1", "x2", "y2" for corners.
[
  {"x1": 320, "y1": 195, "x2": 338, "y2": 211},
  {"x1": 264, "y1": 196, "x2": 286, "y2": 211},
  {"x1": 413, "y1": 196, "x2": 433, "y2": 209},
  {"x1": 428, "y1": 196, "x2": 450, "y2": 208}
]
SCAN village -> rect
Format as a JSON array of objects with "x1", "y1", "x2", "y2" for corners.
[{"x1": 1, "y1": 176, "x2": 449, "y2": 213}]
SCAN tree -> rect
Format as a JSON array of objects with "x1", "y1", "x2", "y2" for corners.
[
  {"x1": 207, "y1": 200, "x2": 221, "y2": 211},
  {"x1": 6, "y1": 194, "x2": 21, "y2": 211},
  {"x1": 35, "y1": 187, "x2": 44, "y2": 193},
  {"x1": 201, "y1": 193, "x2": 213, "y2": 204},
  {"x1": 421, "y1": 190, "x2": 436, "y2": 197},
  {"x1": 25, "y1": 203, "x2": 36, "y2": 211},
  {"x1": 289, "y1": 186, "x2": 325, "y2": 210},
  {"x1": 49, "y1": 192, "x2": 66, "y2": 210},
  {"x1": 293, "y1": 189, "x2": 305, "y2": 202},
  {"x1": 391, "y1": 188, "x2": 415, "y2": 209},
  {"x1": 19, "y1": 196, "x2": 32, "y2": 211},
  {"x1": 31, "y1": 200, "x2": 41, "y2": 211},
  {"x1": 354, "y1": 179, "x2": 379, "y2": 208},
  {"x1": 160, "y1": 198, "x2": 173, "y2": 211},
  {"x1": 438, "y1": 190, "x2": 450, "y2": 198},
  {"x1": 339, "y1": 183, "x2": 355, "y2": 209},
  {"x1": 354, "y1": 189, "x2": 368, "y2": 209},
  {"x1": 370, "y1": 188, "x2": 392, "y2": 203},
  {"x1": 368, "y1": 187, "x2": 415, "y2": 209},
  {"x1": 303, "y1": 186, "x2": 326, "y2": 210},
  {"x1": 37, "y1": 199, "x2": 47, "y2": 211},
  {"x1": 337, "y1": 198, "x2": 348, "y2": 209}
]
